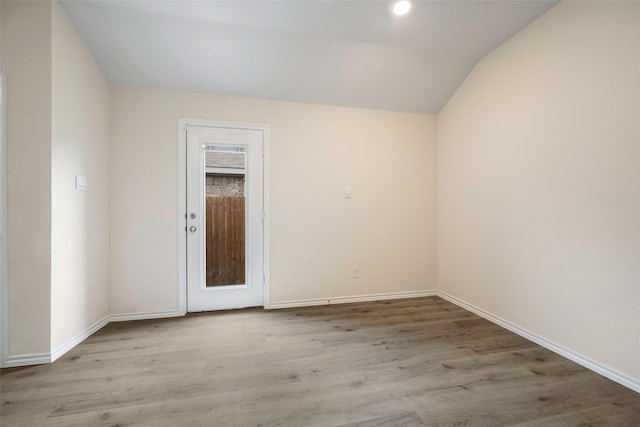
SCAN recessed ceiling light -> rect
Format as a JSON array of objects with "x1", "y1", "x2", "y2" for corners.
[{"x1": 392, "y1": 0, "x2": 412, "y2": 16}]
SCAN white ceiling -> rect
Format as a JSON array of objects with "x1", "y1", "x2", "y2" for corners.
[{"x1": 60, "y1": 0, "x2": 558, "y2": 114}]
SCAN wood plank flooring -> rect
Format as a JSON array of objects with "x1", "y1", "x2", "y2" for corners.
[{"x1": 1, "y1": 297, "x2": 639, "y2": 426}]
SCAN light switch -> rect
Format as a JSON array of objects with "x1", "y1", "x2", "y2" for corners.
[
  {"x1": 75, "y1": 175, "x2": 87, "y2": 191},
  {"x1": 345, "y1": 186, "x2": 352, "y2": 198}
]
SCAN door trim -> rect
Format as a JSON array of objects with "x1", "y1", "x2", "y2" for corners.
[
  {"x1": 177, "y1": 119, "x2": 271, "y2": 314},
  {"x1": 0, "y1": 74, "x2": 8, "y2": 367}
]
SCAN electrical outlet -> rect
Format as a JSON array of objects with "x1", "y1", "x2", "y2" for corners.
[{"x1": 352, "y1": 266, "x2": 360, "y2": 278}]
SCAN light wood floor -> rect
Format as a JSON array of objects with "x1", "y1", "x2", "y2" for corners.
[{"x1": 1, "y1": 297, "x2": 639, "y2": 426}]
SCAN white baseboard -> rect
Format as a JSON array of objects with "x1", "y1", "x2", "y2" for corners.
[
  {"x1": 4, "y1": 315, "x2": 111, "y2": 367},
  {"x1": 266, "y1": 290, "x2": 437, "y2": 310},
  {"x1": 109, "y1": 309, "x2": 183, "y2": 322},
  {"x1": 266, "y1": 298, "x2": 329, "y2": 309},
  {"x1": 4, "y1": 352, "x2": 51, "y2": 367},
  {"x1": 437, "y1": 291, "x2": 640, "y2": 394},
  {"x1": 51, "y1": 315, "x2": 109, "y2": 362},
  {"x1": 8, "y1": 291, "x2": 638, "y2": 395},
  {"x1": 2, "y1": 311, "x2": 182, "y2": 367}
]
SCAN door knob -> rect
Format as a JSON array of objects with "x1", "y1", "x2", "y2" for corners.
[{"x1": 189, "y1": 226, "x2": 197, "y2": 233}]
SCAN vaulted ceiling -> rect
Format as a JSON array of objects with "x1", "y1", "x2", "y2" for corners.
[{"x1": 60, "y1": 0, "x2": 558, "y2": 114}]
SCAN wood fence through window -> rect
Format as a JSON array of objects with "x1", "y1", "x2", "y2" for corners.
[{"x1": 206, "y1": 197, "x2": 245, "y2": 287}]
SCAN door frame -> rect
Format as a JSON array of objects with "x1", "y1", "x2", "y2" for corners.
[
  {"x1": 177, "y1": 118, "x2": 271, "y2": 314},
  {"x1": 0, "y1": 74, "x2": 8, "y2": 367}
]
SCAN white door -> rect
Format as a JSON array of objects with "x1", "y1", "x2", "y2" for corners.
[{"x1": 186, "y1": 124, "x2": 265, "y2": 311}]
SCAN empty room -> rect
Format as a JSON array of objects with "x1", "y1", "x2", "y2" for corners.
[{"x1": 1, "y1": 0, "x2": 639, "y2": 426}]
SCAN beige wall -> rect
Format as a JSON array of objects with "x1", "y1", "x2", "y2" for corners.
[
  {"x1": 1, "y1": 1, "x2": 52, "y2": 356},
  {"x1": 0, "y1": 0, "x2": 110, "y2": 360},
  {"x1": 437, "y1": 1, "x2": 640, "y2": 383},
  {"x1": 110, "y1": 87, "x2": 437, "y2": 314},
  {"x1": 4, "y1": 0, "x2": 637, "y2": 390},
  {"x1": 51, "y1": 3, "x2": 110, "y2": 350}
]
